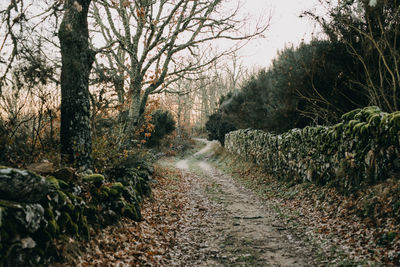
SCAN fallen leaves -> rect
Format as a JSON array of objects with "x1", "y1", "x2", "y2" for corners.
[
  {"x1": 218, "y1": 153, "x2": 400, "y2": 266},
  {"x1": 51, "y1": 158, "x2": 212, "y2": 266},
  {"x1": 50, "y1": 147, "x2": 400, "y2": 266}
]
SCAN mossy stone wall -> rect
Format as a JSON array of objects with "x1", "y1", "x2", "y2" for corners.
[
  {"x1": 225, "y1": 107, "x2": 400, "y2": 193},
  {"x1": 0, "y1": 156, "x2": 153, "y2": 266}
]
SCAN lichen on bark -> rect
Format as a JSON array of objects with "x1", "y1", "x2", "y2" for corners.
[{"x1": 58, "y1": 0, "x2": 94, "y2": 171}]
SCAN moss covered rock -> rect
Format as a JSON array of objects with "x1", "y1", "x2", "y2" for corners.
[
  {"x1": 83, "y1": 174, "x2": 105, "y2": 187},
  {"x1": 0, "y1": 170, "x2": 89, "y2": 265},
  {"x1": 225, "y1": 106, "x2": 400, "y2": 193},
  {"x1": 0, "y1": 168, "x2": 50, "y2": 203},
  {"x1": 1, "y1": 155, "x2": 152, "y2": 265},
  {"x1": 52, "y1": 167, "x2": 79, "y2": 183}
]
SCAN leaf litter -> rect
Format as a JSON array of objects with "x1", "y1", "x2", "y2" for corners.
[
  {"x1": 52, "y1": 157, "x2": 217, "y2": 266},
  {"x1": 51, "y1": 139, "x2": 400, "y2": 266}
]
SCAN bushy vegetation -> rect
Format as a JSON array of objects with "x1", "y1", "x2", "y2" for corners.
[
  {"x1": 206, "y1": 0, "x2": 399, "y2": 138},
  {"x1": 269, "y1": 41, "x2": 368, "y2": 124},
  {"x1": 207, "y1": 40, "x2": 369, "y2": 136},
  {"x1": 144, "y1": 110, "x2": 176, "y2": 148},
  {"x1": 308, "y1": 0, "x2": 400, "y2": 113},
  {"x1": 205, "y1": 112, "x2": 236, "y2": 145}
]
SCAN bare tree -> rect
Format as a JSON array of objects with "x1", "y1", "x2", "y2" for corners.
[
  {"x1": 0, "y1": 0, "x2": 62, "y2": 93},
  {"x1": 0, "y1": 1, "x2": 20, "y2": 92},
  {"x1": 162, "y1": 53, "x2": 247, "y2": 136},
  {"x1": 91, "y1": 0, "x2": 269, "y2": 139},
  {"x1": 0, "y1": 1, "x2": 65, "y2": 166},
  {"x1": 306, "y1": 0, "x2": 400, "y2": 112}
]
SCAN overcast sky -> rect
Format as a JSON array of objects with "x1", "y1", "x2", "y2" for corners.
[
  {"x1": 239, "y1": 0, "x2": 324, "y2": 69},
  {"x1": 0, "y1": 1, "x2": 324, "y2": 72}
]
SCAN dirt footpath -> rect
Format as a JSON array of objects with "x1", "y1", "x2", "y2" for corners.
[{"x1": 174, "y1": 139, "x2": 314, "y2": 266}]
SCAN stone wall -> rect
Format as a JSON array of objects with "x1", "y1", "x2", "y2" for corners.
[
  {"x1": 0, "y1": 156, "x2": 153, "y2": 266},
  {"x1": 225, "y1": 106, "x2": 400, "y2": 193}
]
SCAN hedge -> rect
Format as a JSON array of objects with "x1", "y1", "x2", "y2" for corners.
[{"x1": 225, "y1": 106, "x2": 400, "y2": 193}]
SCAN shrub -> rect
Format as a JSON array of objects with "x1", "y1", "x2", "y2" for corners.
[
  {"x1": 145, "y1": 110, "x2": 176, "y2": 147},
  {"x1": 205, "y1": 112, "x2": 236, "y2": 145},
  {"x1": 218, "y1": 40, "x2": 368, "y2": 133},
  {"x1": 307, "y1": 0, "x2": 400, "y2": 113}
]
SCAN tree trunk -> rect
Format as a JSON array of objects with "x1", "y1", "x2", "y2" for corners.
[
  {"x1": 126, "y1": 80, "x2": 149, "y2": 136},
  {"x1": 128, "y1": 90, "x2": 141, "y2": 126},
  {"x1": 58, "y1": 0, "x2": 94, "y2": 171},
  {"x1": 177, "y1": 94, "x2": 182, "y2": 137}
]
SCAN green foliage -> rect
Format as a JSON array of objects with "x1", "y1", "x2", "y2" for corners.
[
  {"x1": 217, "y1": 40, "x2": 368, "y2": 133},
  {"x1": 145, "y1": 109, "x2": 176, "y2": 147},
  {"x1": 309, "y1": 0, "x2": 400, "y2": 112},
  {"x1": 270, "y1": 41, "x2": 367, "y2": 123},
  {"x1": 82, "y1": 174, "x2": 105, "y2": 187},
  {"x1": 205, "y1": 112, "x2": 236, "y2": 145},
  {"x1": 219, "y1": 70, "x2": 294, "y2": 132}
]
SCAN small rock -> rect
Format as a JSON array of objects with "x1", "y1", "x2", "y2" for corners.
[
  {"x1": 20, "y1": 237, "x2": 36, "y2": 249},
  {"x1": 83, "y1": 174, "x2": 105, "y2": 187},
  {"x1": 0, "y1": 168, "x2": 50, "y2": 203},
  {"x1": 26, "y1": 160, "x2": 55, "y2": 175},
  {"x1": 53, "y1": 167, "x2": 79, "y2": 183}
]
